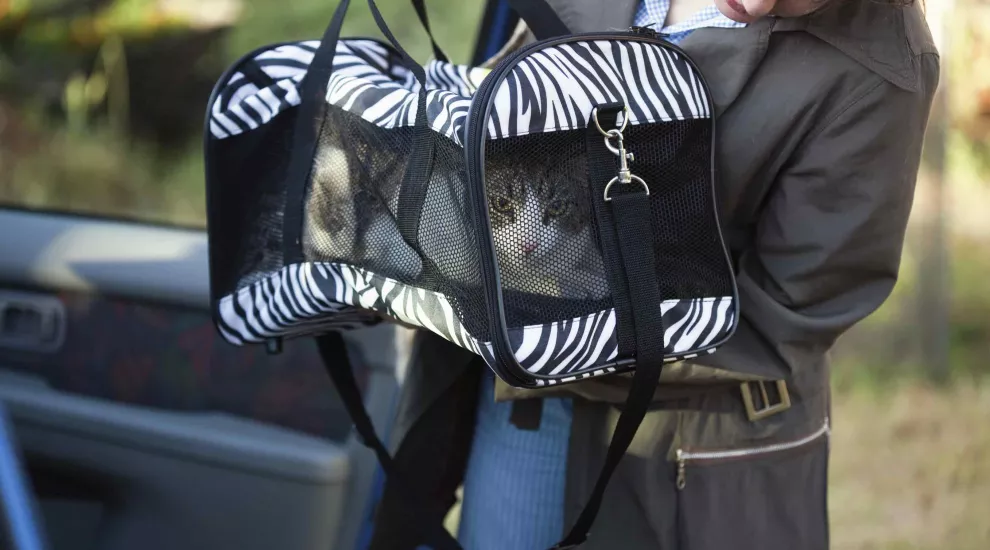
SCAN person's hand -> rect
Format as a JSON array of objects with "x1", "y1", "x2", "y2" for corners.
[{"x1": 715, "y1": 0, "x2": 829, "y2": 23}]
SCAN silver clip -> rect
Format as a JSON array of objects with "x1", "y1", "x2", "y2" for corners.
[
  {"x1": 603, "y1": 129, "x2": 635, "y2": 184},
  {"x1": 592, "y1": 107, "x2": 649, "y2": 202}
]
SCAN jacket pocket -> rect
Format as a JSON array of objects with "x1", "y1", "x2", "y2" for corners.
[{"x1": 675, "y1": 419, "x2": 830, "y2": 550}]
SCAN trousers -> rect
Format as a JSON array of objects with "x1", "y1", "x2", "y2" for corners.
[{"x1": 456, "y1": 371, "x2": 573, "y2": 550}]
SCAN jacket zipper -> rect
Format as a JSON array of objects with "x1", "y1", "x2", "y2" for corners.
[
  {"x1": 463, "y1": 27, "x2": 704, "y2": 386},
  {"x1": 675, "y1": 418, "x2": 830, "y2": 490}
]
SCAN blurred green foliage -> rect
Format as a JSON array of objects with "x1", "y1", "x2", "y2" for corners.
[
  {"x1": 0, "y1": 0, "x2": 485, "y2": 225},
  {"x1": 832, "y1": 233, "x2": 990, "y2": 390},
  {"x1": 227, "y1": 0, "x2": 485, "y2": 65}
]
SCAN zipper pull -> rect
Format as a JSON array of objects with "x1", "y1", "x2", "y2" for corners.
[
  {"x1": 629, "y1": 25, "x2": 666, "y2": 40},
  {"x1": 676, "y1": 449, "x2": 686, "y2": 490}
]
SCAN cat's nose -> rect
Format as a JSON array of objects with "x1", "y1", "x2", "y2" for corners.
[{"x1": 522, "y1": 242, "x2": 538, "y2": 255}]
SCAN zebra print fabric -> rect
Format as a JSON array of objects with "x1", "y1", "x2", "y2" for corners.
[
  {"x1": 217, "y1": 262, "x2": 734, "y2": 382},
  {"x1": 485, "y1": 40, "x2": 710, "y2": 138},
  {"x1": 208, "y1": 38, "x2": 710, "y2": 144},
  {"x1": 209, "y1": 39, "x2": 481, "y2": 144},
  {"x1": 207, "y1": 33, "x2": 733, "y2": 384}
]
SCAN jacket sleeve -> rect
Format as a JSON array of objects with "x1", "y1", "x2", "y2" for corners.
[{"x1": 704, "y1": 54, "x2": 940, "y2": 377}]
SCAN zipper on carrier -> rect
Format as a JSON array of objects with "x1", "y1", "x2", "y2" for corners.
[
  {"x1": 628, "y1": 25, "x2": 671, "y2": 40},
  {"x1": 462, "y1": 28, "x2": 707, "y2": 386},
  {"x1": 675, "y1": 418, "x2": 830, "y2": 490}
]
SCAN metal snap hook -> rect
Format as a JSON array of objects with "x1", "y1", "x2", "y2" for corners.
[
  {"x1": 591, "y1": 105, "x2": 629, "y2": 136},
  {"x1": 603, "y1": 174, "x2": 650, "y2": 202},
  {"x1": 602, "y1": 129, "x2": 624, "y2": 156},
  {"x1": 592, "y1": 104, "x2": 649, "y2": 203}
]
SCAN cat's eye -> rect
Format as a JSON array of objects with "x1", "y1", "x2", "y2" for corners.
[
  {"x1": 493, "y1": 197, "x2": 513, "y2": 214},
  {"x1": 546, "y1": 199, "x2": 567, "y2": 217}
]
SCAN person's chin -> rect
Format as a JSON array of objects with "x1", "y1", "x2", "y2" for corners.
[
  {"x1": 716, "y1": 0, "x2": 827, "y2": 23},
  {"x1": 716, "y1": 0, "x2": 763, "y2": 23}
]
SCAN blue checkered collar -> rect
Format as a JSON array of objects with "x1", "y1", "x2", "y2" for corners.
[{"x1": 633, "y1": 0, "x2": 747, "y2": 43}]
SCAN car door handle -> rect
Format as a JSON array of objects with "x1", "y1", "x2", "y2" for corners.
[{"x1": 0, "y1": 291, "x2": 66, "y2": 353}]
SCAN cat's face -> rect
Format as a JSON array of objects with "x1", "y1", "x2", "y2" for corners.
[{"x1": 487, "y1": 166, "x2": 590, "y2": 268}]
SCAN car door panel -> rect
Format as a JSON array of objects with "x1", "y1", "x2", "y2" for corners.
[
  {"x1": 0, "y1": 288, "x2": 351, "y2": 441},
  {"x1": 0, "y1": 208, "x2": 209, "y2": 310},
  {"x1": 0, "y1": 208, "x2": 400, "y2": 550},
  {"x1": 0, "y1": 369, "x2": 350, "y2": 550}
]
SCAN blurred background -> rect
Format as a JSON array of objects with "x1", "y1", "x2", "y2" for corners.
[{"x1": 0, "y1": 0, "x2": 987, "y2": 548}]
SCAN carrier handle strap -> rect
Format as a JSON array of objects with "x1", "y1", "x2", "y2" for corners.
[
  {"x1": 412, "y1": 0, "x2": 449, "y2": 63},
  {"x1": 281, "y1": 0, "x2": 353, "y2": 261},
  {"x1": 367, "y1": 0, "x2": 428, "y2": 84},
  {"x1": 316, "y1": 333, "x2": 463, "y2": 550},
  {"x1": 551, "y1": 106, "x2": 666, "y2": 550},
  {"x1": 283, "y1": 0, "x2": 436, "y2": 261},
  {"x1": 365, "y1": 0, "x2": 437, "y2": 256},
  {"x1": 505, "y1": 0, "x2": 571, "y2": 40}
]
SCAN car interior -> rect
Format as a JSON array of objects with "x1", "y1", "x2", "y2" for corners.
[{"x1": 0, "y1": 208, "x2": 405, "y2": 550}]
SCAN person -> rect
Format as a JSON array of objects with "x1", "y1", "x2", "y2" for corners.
[{"x1": 368, "y1": 0, "x2": 939, "y2": 549}]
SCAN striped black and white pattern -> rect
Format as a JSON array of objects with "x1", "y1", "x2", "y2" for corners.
[
  {"x1": 209, "y1": 38, "x2": 710, "y2": 144},
  {"x1": 215, "y1": 263, "x2": 383, "y2": 345},
  {"x1": 486, "y1": 40, "x2": 711, "y2": 138},
  {"x1": 209, "y1": 39, "x2": 480, "y2": 144},
  {"x1": 209, "y1": 35, "x2": 728, "y2": 383},
  {"x1": 218, "y1": 262, "x2": 735, "y2": 383}
]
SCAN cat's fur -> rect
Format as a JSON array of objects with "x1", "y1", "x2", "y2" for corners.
[
  {"x1": 487, "y1": 160, "x2": 610, "y2": 301},
  {"x1": 305, "y1": 138, "x2": 423, "y2": 282}
]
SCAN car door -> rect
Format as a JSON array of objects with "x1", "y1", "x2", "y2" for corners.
[{"x1": 0, "y1": 206, "x2": 407, "y2": 550}]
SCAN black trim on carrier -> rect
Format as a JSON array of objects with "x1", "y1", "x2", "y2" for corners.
[{"x1": 463, "y1": 29, "x2": 739, "y2": 386}]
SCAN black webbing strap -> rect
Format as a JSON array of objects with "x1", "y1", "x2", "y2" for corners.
[
  {"x1": 365, "y1": 0, "x2": 436, "y2": 256},
  {"x1": 315, "y1": 333, "x2": 462, "y2": 550},
  {"x1": 411, "y1": 0, "x2": 448, "y2": 62},
  {"x1": 284, "y1": 0, "x2": 444, "y2": 275},
  {"x1": 553, "y1": 132, "x2": 666, "y2": 550},
  {"x1": 284, "y1": 0, "x2": 437, "y2": 261},
  {"x1": 505, "y1": 0, "x2": 571, "y2": 40},
  {"x1": 281, "y1": 0, "x2": 352, "y2": 263},
  {"x1": 366, "y1": 0, "x2": 426, "y2": 83},
  {"x1": 585, "y1": 104, "x2": 635, "y2": 357},
  {"x1": 394, "y1": 88, "x2": 434, "y2": 252}
]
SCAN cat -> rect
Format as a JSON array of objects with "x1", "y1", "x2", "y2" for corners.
[
  {"x1": 304, "y1": 136, "x2": 424, "y2": 283},
  {"x1": 307, "y1": 132, "x2": 481, "y2": 291},
  {"x1": 486, "y1": 160, "x2": 610, "y2": 302}
]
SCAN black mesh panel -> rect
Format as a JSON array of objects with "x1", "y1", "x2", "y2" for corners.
[
  {"x1": 302, "y1": 106, "x2": 488, "y2": 340},
  {"x1": 208, "y1": 111, "x2": 295, "y2": 296},
  {"x1": 484, "y1": 132, "x2": 611, "y2": 328},
  {"x1": 631, "y1": 121, "x2": 734, "y2": 300},
  {"x1": 484, "y1": 120, "x2": 732, "y2": 329},
  {"x1": 421, "y1": 132, "x2": 489, "y2": 339},
  {"x1": 304, "y1": 106, "x2": 421, "y2": 283}
]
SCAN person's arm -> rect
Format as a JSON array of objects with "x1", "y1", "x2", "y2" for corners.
[{"x1": 705, "y1": 53, "x2": 940, "y2": 377}]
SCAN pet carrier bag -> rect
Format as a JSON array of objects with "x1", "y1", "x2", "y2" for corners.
[{"x1": 204, "y1": 0, "x2": 738, "y2": 547}]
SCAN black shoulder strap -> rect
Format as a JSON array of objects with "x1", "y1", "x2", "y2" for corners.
[
  {"x1": 411, "y1": 0, "x2": 449, "y2": 62},
  {"x1": 315, "y1": 333, "x2": 463, "y2": 550},
  {"x1": 585, "y1": 104, "x2": 636, "y2": 357},
  {"x1": 552, "y1": 107, "x2": 667, "y2": 549},
  {"x1": 281, "y1": 0, "x2": 352, "y2": 263}
]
